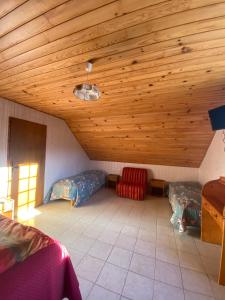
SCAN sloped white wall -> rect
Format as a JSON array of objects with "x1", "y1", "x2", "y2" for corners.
[
  {"x1": 0, "y1": 97, "x2": 89, "y2": 196},
  {"x1": 89, "y1": 160, "x2": 199, "y2": 182},
  {"x1": 199, "y1": 131, "x2": 225, "y2": 184}
]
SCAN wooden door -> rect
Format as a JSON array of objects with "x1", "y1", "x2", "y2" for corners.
[{"x1": 8, "y1": 117, "x2": 46, "y2": 218}]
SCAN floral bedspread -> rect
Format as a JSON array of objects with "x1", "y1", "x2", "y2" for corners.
[
  {"x1": 0, "y1": 215, "x2": 53, "y2": 274},
  {"x1": 168, "y1": 182, "x2": 202, "y2": 232},
  {"x1": 44, "y1": 170, "x2": 105, "y2": 207}
]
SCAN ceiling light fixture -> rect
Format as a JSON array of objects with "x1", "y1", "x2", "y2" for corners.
[{"x1": 73, "y1": 61, "x2": 101, "y2": 101}]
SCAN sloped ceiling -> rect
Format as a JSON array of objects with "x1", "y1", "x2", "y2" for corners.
[{"x1": 0, "y1": 0, "x2": 225, "y2": 167}]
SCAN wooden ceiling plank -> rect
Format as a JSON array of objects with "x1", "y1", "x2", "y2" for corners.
[
  {"x1": 0, "y1": 0, "x2": 28, "y2": 18},
  {"x1": 0, "y1": 36, "x2": 210, "y2": 90},
  {"x1": 6, "y1": 58, "x2": 225, "y2": 101},
  {"x1": 76, "y1": 134, "x2": 211, "y2": 142},
  {"x1": 2, "y1": 75, "x2": 225, "y2": 112},
  {"x1": 0, "y1": 0, "x2": 115, "y2": 56},
  {"x1": 1, "y1": 14, "x2": 225, "y2": 89},
  {"x1": 2, "y1": 28, "x2": 225, "y2": 94},
  {"x1": 86, "y1": 150, "x2": 205, "y2": 160},
  {"x1": 87, "y1": 156, "x2": 199, "y2": 167},
  {"x1": 84, "y1": 148, "x2": 206, "y2": 157},
  {"x1": 6, "y1": 32, "x2": 225, "y2": 93},
  {"x1": 8, "y1": 88, "x2": 224, "y2": 119},
  {"x1": 27, "y1": 48, "x2": 225, "y2": 94},
  {"x1": 0, "y1": 0, "x2": 167, "y2": 58},
  {"x1": 0, "y1": 84, "x2": 218, "y2": 109},
  {"x1": 0, "y1": 0, "x2": 68, "y2": 37},
  {"x1": 1, "y1": 0, "x2": 224, "y2": 74}
]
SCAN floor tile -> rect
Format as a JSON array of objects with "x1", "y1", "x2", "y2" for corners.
[
  {"x1": 130, "y1": 253, "x2": 155, "y2": 279},
  {"x1": 184, "y1": 290, "x2": 215, "y2": 300},
  {"x1": 156, "y1": 247, "x2": 179, "y2": 266},
  {"x1": 70, "y1": 222, "x2": 87, "y2": 234},
  {"x1": 122, "y1": 271, "x2": 154, "y2": 300},
  {"x1": 98, "y1": 230, "x2": 119, "y2": 245},
  {"x1": 201, "y1": 256, "x2": 220, "y2": 277},
  {"x1": 77, "y1": 255, "x2": 104, "y2": 282},
  {"x1": 83, "y1": 226, "x2": 104, "y2": 239},
  {"x1": 181, "y1": 268, "x2": 213, "y2": 296},
  {"x1": 140, "y1": 221, "x2": 157, "y2": 232},
  {"x1": 92, "y1": 218, "x2": 110, "y2": 227},
  {"x1": 122, "y1": 225, "x2": 139, "y2": 238},
  {"x1": 138, "y1": 228, "x2": 156, "y2": 243},
  {"x1": 73, "y1": 236, "x2": 95, "y2": 253},
  {"x1": 58, "y1": 230, "x2": 80, "y2": 247},
  {"x1": 157, "y1": 235, "x2": 176, "y2": 250},
  {"x1": 107, "y1": 222, "x2": 124, "y2": 233},
  {"x1": 155, "y1": 260, "x2": 182, "y2": 288},
  {"x1": 89, "y1": 240, "x2": 113, "y2": 260},
  {"x1": 179, "y1": 252, "x2": 205, "y2": 273},
  {"x1": 135, "y1": 239, "x2": 156, "y2": 257},
  {"x1": 97, "y1": 263, "x2": 127, "y2": 294},
  {"x1": 210, "y1": 276, "x2": 225, "y2": 300},
  {"x1": 157, "y1": 225, "x2": 174, "y2": 237},
  {"x1": 78, "y1": 277, "x2": 93, "y2": 300},
  {"x1": 116, "y1": 233, "x2": 136, "y2": 251},
  {"x1": 67, "y1": 248, "x2": 85, "y2": 268},
  {"x1": 157, "y1": 210, "x2": 171, "y2": 219},
  {"x1": 195, "y1": 240, "x2": 221, "y2": 260},
  {"x1": 153, "y1": 280, "x2": 184, "y2": 300},
  {"x1": 157, "y1": 217, "x2": 173, "y2": 227},
  {"x1": 176, "y1": 236, "x2": 199, "y2": 255},
  {"x1": 108, "y1": 246, "x2": 133, "y2": 269},
  {"x1": 87, "y1": 285, "x2": 120, "y2": 300}
]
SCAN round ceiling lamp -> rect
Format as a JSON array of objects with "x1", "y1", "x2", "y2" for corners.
[{"x1": 73, "y1": 61, "x2": 101, "y2": 101}]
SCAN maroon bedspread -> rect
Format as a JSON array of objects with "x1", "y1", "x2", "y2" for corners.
[
  {"x1": 0, "y1": 215, "x2": 54, "y2": 274},
  {"x1": 0, "y1": 240, "x2": 82, "y2": 300}
]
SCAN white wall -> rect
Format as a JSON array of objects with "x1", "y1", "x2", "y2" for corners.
[
  {"x1": 199, "y1": 131, "x2": 225, "y2": 184},
  {"x1": 0, "y1": 97, "x2": 89, "y2": 196},
  {"x1": 89, "y1": 160, "x2": 199, "y2": 182}
]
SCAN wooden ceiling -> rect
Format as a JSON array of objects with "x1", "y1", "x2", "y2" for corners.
[{"x1": 1, "y1": 0, "x2": 225, "y2": 167}]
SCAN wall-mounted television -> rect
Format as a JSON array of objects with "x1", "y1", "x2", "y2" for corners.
[{"x1": 208, "y1": 105, "x2": 225, "y2": 131}]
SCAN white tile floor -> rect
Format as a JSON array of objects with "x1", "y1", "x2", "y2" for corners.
[{"x1": 22, "y1": 188, "x2": 225, "y2": 300}]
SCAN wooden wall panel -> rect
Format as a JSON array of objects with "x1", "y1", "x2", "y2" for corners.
[{"x1": 1, "y1": 0, "x2": 225, "y2": 167}]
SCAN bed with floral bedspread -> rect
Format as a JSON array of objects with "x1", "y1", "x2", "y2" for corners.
[
  {"x1": 168, "y1": 182, "x2": 202, "y2": 232},
  {"x1": 44, "y1": 170, "x2": 105, "y2": 207}
]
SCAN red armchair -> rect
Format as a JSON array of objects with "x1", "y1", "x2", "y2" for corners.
[{"x1": 116, "y1": 167, "x2": 148, "y2": 200}]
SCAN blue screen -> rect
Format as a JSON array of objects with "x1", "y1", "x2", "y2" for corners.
[{"x1": 208, "y1": 105, "x2": 225, "y2": 131}]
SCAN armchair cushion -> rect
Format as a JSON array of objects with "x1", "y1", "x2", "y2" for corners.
[{"x1": 116, "y1": 167, "x2": 147, "y2": 200}]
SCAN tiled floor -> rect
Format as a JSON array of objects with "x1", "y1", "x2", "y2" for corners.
[{"x1": 22, "y1": 188, "x2": 225, "y2": 300}]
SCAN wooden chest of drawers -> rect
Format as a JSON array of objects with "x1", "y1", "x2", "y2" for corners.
[
  {"x1": 201, "y1": 178, "x2": 225, "y2": 285},
  {"x1": 202, "y1": 197, "x2": 223, "y2": 230}
]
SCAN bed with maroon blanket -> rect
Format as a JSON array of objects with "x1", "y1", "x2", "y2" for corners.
[{"x1": 0, "y1": 215, "x2": 82, "y2": 300}]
